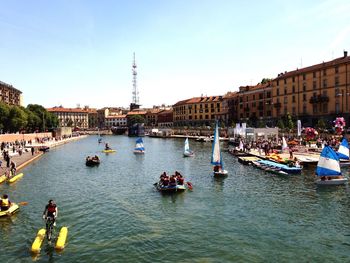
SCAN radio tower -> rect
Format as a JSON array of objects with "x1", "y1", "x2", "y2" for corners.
[{"x1": 130, "y1": 52, "x2": 140, "y2": 111}]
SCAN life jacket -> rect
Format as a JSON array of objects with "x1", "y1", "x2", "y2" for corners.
[
  {"x1": 2, "y1": 198, "x2": 10, "y2": 207},
  {"x1": 47, "y1": 204, "x2": 56, "y2": 213}
]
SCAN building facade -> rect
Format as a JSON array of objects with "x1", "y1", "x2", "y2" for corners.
[
  {"x1": 0, "y1": 81, "x2": 22, "y2": 106},
  {"x1": 105, "y1": 115, "x2": 127, "y2": 128},
  {"x1": 173, "y1": 96, "x2": 224, "y2": 127},
  {"x1": 47, "y1": 106, "x2": 89, "y2": 129},
  {"x1": 272, "y1": 51, "x2": 350, "y2": 126},
  {"x1": 157, "y1": 109, "x2": 173, "y2": 128}
]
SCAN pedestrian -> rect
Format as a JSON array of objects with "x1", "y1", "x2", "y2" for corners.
[{"x1": 31, "y1": 147, "x2": 35, "y2": 156}]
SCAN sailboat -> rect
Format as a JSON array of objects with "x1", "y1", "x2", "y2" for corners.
[
  {"x1": 315, "y1": 145, "x2": 348, "y2": 185},
  {"x1": 281, "y1": 136, "x2": 288, "y2": 153},
  {"x1": 133, "y1": 138, "x2": 145, "y2": 154},
  {"x1": 211, "y1": 121, "x2": 228, "y2": 176},
  {"x1": 337, "y1": 137, "x2": 350, "y2": 166},
  {"x1": 183, "y1": 138, "x2": 194, "y2": 157}
]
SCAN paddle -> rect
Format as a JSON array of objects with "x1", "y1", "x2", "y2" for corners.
[
  {"x1": 18, "y1": 202, "x2": 28, "y2": 206},
  {"x1": 186, "y1": 182, "x2": 193, "y2": 190}
]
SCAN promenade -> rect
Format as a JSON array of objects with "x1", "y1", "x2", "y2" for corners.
[{"x1": 0, "y1": 135, "x2": 87, "y2": 176}]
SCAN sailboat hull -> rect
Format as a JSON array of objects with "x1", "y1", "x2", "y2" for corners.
[
  {"x1": 183, "y1": 151, "x2": 194, "y2": 157},
  {"x1": 213, "y1": 170, "x2": 228, "y2": 176},
  {"x1": 316, "y1": 177, "x2": 348, "y2": 185}
]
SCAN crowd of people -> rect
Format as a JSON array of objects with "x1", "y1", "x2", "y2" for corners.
[{"x1": 159, "y1": 171, "x2": 184, "y2": 187}]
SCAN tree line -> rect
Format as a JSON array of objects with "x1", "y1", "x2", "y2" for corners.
[{"x1": 0, "y1": 102, "x2": 58, "y2": 133}]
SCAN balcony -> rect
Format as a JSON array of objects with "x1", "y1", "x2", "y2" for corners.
[
  {"x1": 309, "y1": 95, "x2": 329, "y2": 104},
  {"x1": 274, "y1": 102, "x2": 281, "y2": 108}
]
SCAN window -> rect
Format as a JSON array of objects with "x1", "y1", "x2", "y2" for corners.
[
  {"x1": 303, "y1": 74, "x2": 306, "y2": 80},
  {"x1": 303, "y1": 94, "x2": 306, "y2": 101},
  {"x1": 292, "y1": 107, "x2": 296, "y2": 115},
  {"x1": 335, "y1": 76, "x2": 339, "y2": 86},
  {"x1": 313, "y1": 72, "x2": 316, "y2": 78},
  {"x1": 284, "y1": 79, "x2": 287, "y2": 84},
  {"x1": 253, "y1": 95, "x2": 255, "y2": 100},
  {"x1": 277, "y1": 80, "x2": 279, "y2": 86},
  {"x1": 323, "y1": 79, "x2": 327, "y2": 88},
  {"x1": 292, "y1": 95, "x2": 296, "y2": 103},
  {"x1": 335, "y1": 66, "x2": 339, "y2": 74},
  {"x1": 284, "y1": 96, "x2": 288, "y2": 104},
  {"x1": 323, "y1": 69, "x2": 327, "y2": 76},
  {"x1": 205, "y1": 115, "x2": 209, "y2": 119},
  {"x1": 266, "y1": 91, "x2": 271, "y2": 98},
  {"x1": 313, "y1": 104, "x2": 317, "y2": 114},
  {"x1": 313, "y1": 81, "x2": 317, "y2": 90},
  {"x1": 336, "y1": 103, "x2": 340, "y2": 113},
  {"x1": 277, "y1": 88, "x2": 280, "y2": 96},
  {"x1": 303, "y1": 83, "x2": 306, "y2": 92},
  {"x1": 284, "y1": 87, "x2": 287, "y2": 95},
  {"x1": 303, "y1": 105, "x2": 307, "y2": 114},
  {"x1": 292, "y1": 85, "x2": 295, "y2": 93},
  {"x1": 323, "y1": 103, "x2": 328, "y2": 113},
  {"x1": 259, "y1": 94, "x2": 263, "y2": 100},
  {"x1": 292, "y1": 76, "x2": 295, "y2": 83}
]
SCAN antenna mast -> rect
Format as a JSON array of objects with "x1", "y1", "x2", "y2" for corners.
[{"x1": 132, "y1": 52, "x2": 139, "y2": 105}]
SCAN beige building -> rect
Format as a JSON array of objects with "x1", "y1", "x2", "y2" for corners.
[
  {"x1": 105, "y1": 115, "x2": 127, "y2": 128},
  {"x1": 47, "y1": 106, "x2": 89, "y2": 129},
  {"x1": 173, "y1": 96, "x2": 224, "y2": 127},
  {"x1": 0, "y1": 80, "x2": 22, "y2": 106},
  {"x1": 272, "y1": 51, "x2": 350, "y2": 126}
]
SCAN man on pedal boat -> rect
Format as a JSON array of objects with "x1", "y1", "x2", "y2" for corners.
[{"x1": 43, "y1": 200, "x2": 58, "y2": 226}]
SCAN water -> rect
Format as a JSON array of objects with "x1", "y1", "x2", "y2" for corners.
[{"x1": 1, "y1": 136, "x2": 350, "y2": 262}]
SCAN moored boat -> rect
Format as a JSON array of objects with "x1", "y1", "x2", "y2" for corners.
[
  {"x1": 254, "y1": 160, "x2": 301, "y2": 174},
  {"x1": 316, "y1": 145, "x2": 348, "y2": 185},
  {"x1": 0, "y1": 203, "x2": 19, "y2": 217},
  {"x1": 8, "y1": 173, "x2": 24, "y2": 183}
]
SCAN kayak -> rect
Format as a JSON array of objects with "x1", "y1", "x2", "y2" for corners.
[
  {"x1": 0, "y1": 203, "x2": 19, "y2": 217},
  {"x1": 102, "y1": 149, "x2": 116, "y2": 153},
  {"x1": 8, "y1": 173, "x2": 24, "y2": 183}
]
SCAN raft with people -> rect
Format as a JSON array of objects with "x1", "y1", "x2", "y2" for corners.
[
  {"x1": 85, "y1": 156, "x2": 100, "y2": 166},
  {"x1": 155, "y1": 171, "x2": 192, "y2": 192}
]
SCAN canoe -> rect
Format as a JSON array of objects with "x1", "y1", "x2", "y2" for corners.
[
  {"x1": 102, "y1": 149, "x2": 116, "y2": 153},
  {"x1": 8, "y1": 173, "x2": 24, "y2": 183},
  {"x1": 31, "y1": 228, "x2": 46, "y2": 254},
  {"x1": 0, "y1": 174, "x2": 7, "y2": 184},
  {"x1": 0, "y1": 203, "x2": 19, "y2": 217}
]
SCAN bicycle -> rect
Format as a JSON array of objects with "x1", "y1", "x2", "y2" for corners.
[{"x1": 45, "y1": 216, "x2": 55, "y2": 241}]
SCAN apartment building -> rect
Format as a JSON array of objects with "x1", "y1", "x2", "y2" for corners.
[
  {"x1": 0, "y1": 81, "x2": 22, "y2": 106},
  {"x1": 47, "y1": 106, "x2": 89, "y2": 129}
]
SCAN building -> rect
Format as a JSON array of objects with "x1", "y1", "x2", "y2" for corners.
[
  {"x1": 272, "y1": 50, "x2": 350, "y2": 126},
  {"x1": 0, "y1": 81, "x2": 22, "y2": 106},
  {"x1": 47, "y1": 106, "x2": 89, "y2": 129},
  {"x1": 84, "y1": 106, "x2": 98, "y2": 129},
  {"x1": 173, "y1": 96, "x2": 224, "y2": 127},
  {"x1": 97, "y1": 107, "x2": 127, "y2": 128},
  {"x1": 157, "y1": 109, "x2": 173, "y2": 128},
  {"x1": 105, "y1": 115, "x2": 127, "y2": 128},
  {"x1": 145, "y1": 108, "x2": 161, "y2": 127}
]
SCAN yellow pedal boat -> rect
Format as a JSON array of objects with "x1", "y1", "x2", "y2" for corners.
[{"x1": 0, "y1": 203, "x2": 19, "y2": 217}]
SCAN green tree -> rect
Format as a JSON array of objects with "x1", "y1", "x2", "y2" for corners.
[
  {"x1": 128, "y1": 115, "x2": 145, "y2": 126},
  {"x1": 8, "y1": 106, "x2": 28, "y2": 132},
  {"x1": 277, "y1": 119, "x2": 285, "y2": 131},
  {"x1": 0, "y1": 102, "x2": 10, "y2": 132},
  {"x1": 284, "y1": 113, "x2": 294, "y2": 132},
  {"x1": 261, "y1": 78, "x2": 273, "y2": 84}
]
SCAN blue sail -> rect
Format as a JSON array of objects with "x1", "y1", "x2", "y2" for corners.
[
  {"x1": 337, "y1": 138, "x2": 350, "y2": 160},
  {"x1": 211, "y1": 121, "x2": 223, "y2": 169},
  {"x1": 316, "y1": 146, "x2": 341, "y2": 177},
  {"x1": 134, "y1": 138, "x2": 145, "y2": 151}
]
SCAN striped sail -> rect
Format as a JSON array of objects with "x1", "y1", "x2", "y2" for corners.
[
  {"x1": 337, "y1": 138, "x2": 350, "y2": 160},
  {"x1": 134, "y1": 138, "x2": 145, "y2": 151},
  {"x1": 211, "y1": 122, "x2": 223, "y2": 168},
  {"x1": 316, "y1": 146, "x2": 341, "y2": 177}
]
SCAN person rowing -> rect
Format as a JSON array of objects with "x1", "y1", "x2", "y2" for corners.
[{"x1": 105, "y1": 143, "x2": 111, "y2": 150}]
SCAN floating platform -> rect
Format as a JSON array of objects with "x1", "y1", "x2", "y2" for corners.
[{"x1": 8, "y1": 173, "x2": 24, "y2": 183}]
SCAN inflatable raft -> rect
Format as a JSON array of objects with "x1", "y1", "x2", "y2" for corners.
[
  {"x1": 0, "y1": 203, "x2": 19, "y2": 217},
  {"x1": 8, "y1": 173, "x2": 24, "y2": 183},
  {"x1": 55, "y1": 227, "x2": 68, "y2": 250},
  {"x1": 31, "y1": 228, "x2": 46, "y2": 254}
]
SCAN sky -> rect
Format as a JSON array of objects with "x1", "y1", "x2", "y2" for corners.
[{"x1": 1, "y1": 0, "x2": 350, "y2": 109}]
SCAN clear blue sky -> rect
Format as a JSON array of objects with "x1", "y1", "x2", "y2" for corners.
[{"x1": 1, "y1": 0, "x2": 349, "y2": 109}]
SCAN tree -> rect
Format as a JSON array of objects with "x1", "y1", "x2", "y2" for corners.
[
  {"x1": 0, "y1": 102, "x2": 10, "y2": 132},
  {"x1": 8, "y1": 106, "x2": 28, "y2": 132},
  {"x1": 284, "y1": 113, "x2": 294, "y2": 132},
  {"x1": 261, "y1": 78, "x2": 273, "y2": 84},
  {"x1": 128, "y1": 115, "x2": 145, "y2": 126},
  {"x1": 277, "y1": 119, "x2": 285, "y2": 131}
]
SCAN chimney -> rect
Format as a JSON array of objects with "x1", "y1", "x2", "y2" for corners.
[{"x1": 344, "y1": 50, "x2": 348, "y2": 58}]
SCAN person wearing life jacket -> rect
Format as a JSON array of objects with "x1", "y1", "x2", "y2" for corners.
[
  {"x1": 43, "y1": 200, "x2": 58, "y2": 226},
  {"x1": 0, "y1": 194, "x2": 11, "y2": 211}
]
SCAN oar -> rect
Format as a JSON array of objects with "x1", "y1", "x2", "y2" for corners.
[
  {"x1": 18, "y1": 202, "x2": 28, "y2": 206},
  {"x1": 186, "y1": 182, "x2": 193, "y2": 190}
]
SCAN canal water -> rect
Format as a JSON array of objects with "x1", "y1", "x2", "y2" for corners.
[{"x1": 1, "y1": 136, "x2": 350, "y2": 262}]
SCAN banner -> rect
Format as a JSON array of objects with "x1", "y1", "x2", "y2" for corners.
[{"x1": 297, "y1": 120, "x2": 301, "y2": 137}]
